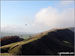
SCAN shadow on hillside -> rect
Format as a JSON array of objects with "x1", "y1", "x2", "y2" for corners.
[{"x1": 0, "y1": 28, "x2": 74, "y2": 55}]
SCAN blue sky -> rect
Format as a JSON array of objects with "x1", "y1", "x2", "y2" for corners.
[
  {"x1": 1, "y1": 1, "x2": 74, "y2": 33},
  {"x1": 1, "y1": 1, "x2": 60, "y2": 26}
]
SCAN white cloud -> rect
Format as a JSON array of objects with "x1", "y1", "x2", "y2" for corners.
[
  {"x1": 1, "y1": 6, "x2": 74, "y2": 33},
  {"x1": 34, "y1": 6, "x2": 74, "y2": 30},
  {"x1": 61, "y1": 0, "x2": 74, "y2": 6},
  {"x1": 1, "y1": 1, "x2": 74, "y2": 33},
  {"x1": 35, "y1": 7, "x2": 59, "y2": 27}
]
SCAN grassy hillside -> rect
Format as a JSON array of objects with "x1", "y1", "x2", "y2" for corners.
[{"x1": 0, "y1": 27, "x2": 74, "y2": 55}]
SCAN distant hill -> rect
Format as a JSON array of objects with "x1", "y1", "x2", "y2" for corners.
[
  {"x1": 68, "y1": 27, "x2": 74, "y2": 32},
  {"x1": 0, "y1": 32, "x2": 32, "y2": 39},
  {"x1": 0, "y1": 27, "x2": 74, "y2": 55},
  {"x1": 0, "y1": 36, "x2": 24, "y2": 46}
]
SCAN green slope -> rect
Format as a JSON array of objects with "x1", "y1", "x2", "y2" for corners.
[{"x1": 0, "y1": 28, "x2": 74, "y2": 55}]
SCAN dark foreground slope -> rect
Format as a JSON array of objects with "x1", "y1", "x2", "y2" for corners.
[
  {"x1": 0, "y1": 27, "x2": 74, "y2": 55},
  {"x1": 0, "y1": 36, "x2": 24, "y2": 46}
]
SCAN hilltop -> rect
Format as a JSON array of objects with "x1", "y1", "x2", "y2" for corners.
[{"x1": 0, "y1": 27, "x2": 74, "y2": 55}]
